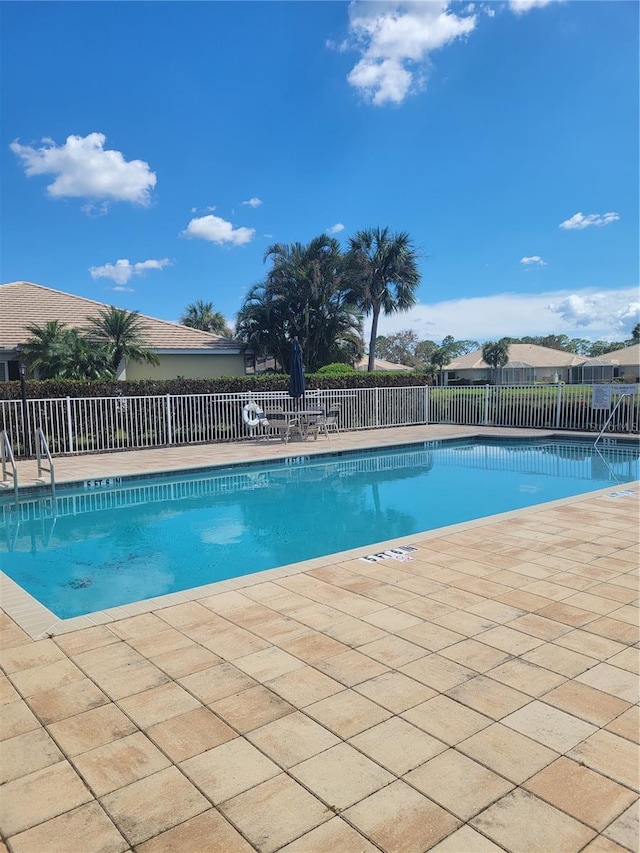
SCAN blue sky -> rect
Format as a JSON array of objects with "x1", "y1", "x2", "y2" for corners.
[{"x1": 2, "y1": 0, "x2": 638, "y2": 346}]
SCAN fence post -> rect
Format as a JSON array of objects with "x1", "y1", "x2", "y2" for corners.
[
  {"x1": 66, "y1": 397, "x2": 74, "y2": 454},
  {"x1": 425, "y1": 385, "x2": 430, "y2": 424},
  {"x1": 555, "y1": 383, "x2": 563, "y2": 429},
  {"x1": 165, "y1": 394, "x2": 173, "y2": 445},
  {"x1": 483, "y1": 385, "x2": 490, "y2": 426},
  {"x1": 375, "y1": 387, "x2": 380, "y2": 428}
]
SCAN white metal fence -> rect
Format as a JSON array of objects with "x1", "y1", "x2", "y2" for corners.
[{"x1": 1, "y1": 384, "x2": 638, "y2": 459}]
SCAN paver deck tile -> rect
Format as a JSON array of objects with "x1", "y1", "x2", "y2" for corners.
[
  {"x1": 457, "y1": 722, "x2": 559, "y2": 784},
  {"x1": 6, "y1": 801, "x2": 128, "y2": 853},
  {"x1": 349, "y1": 716, "x2": 447, "y2": 775},
  {"x1": 445, "y1": 674, "x2": 531, "y2": 720},
  {"x1": 100, "y1": 766, "x2": 210, "y2": 846},
  {"x1": 247, "y1": 711, "x2": 339, "y2": 768},
  {"x1": 406, "y1": 748, "x2": 514, "y2": 820},
  {"x1": 343, "y1": 780, "x2": 461, "y2": 853},
  {"x1": 523, "y1": 757, "x2": 638, "y2": 832},
  {"x1": 567, "y1": 730, "x2": 640, "y2": 792},
  {"x1": 603, "y1": 800, "x2": 640, "y2": 851},
  {"x1": 1, "y1": 699, "x2": 40, "y2": 740},
  {"x1": 146, "y1": 706, "x2": 236, "y2": 763},
  {"x1": 500, "y1": 699, "x2": 597, "y2": 752},
  {"x1": 304, "y1": 688, "x2": 391, "y2": 738},
  {"x1": 605, "y1": 704, "x2": 640, "y2": 743},
  {"x1": 134, "y1": 808, "x2": 255, "y2": 853},
  {"x1": 71, "y1": 731, "x2": 171, "y2": 797},
  {"x1": 209, "y1": 684, "x2": 294, "y2": 733},
  {"x1": 180, "y1": 737, "x2": 280, "y2": 803},
  {"x1": 291, "y1": 741, "x2": 393, "y2": 810},
  {"x1": 220, "y1": 773, "x2": 331, "y2": 853},
  {"x1": 401, "y1": 693, "x2": 492, "y2": 745},
  {"x1": 575, "y1": 661, "x2": 640, "y2": 703},
  {"x1": 353, "y1": 670, "x2": 436, "y2": 713},
  {"x1": 0, "y1": 760, "x2": 93, "y2": 837},
  {"x1": 46, "y1": 702, "x2": 138, "y2": 756},
  {"x1": 470, "y1": 788, "x2": 596, "y2": 853},
  {"x1": 541, "y1": 679, "x2": 632, "y2": 727}
]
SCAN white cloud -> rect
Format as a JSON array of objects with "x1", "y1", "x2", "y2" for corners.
[
  {"x1": 181, "y1": 214, "x2": 255, "y2": 246},
  {"x1": 520, "y1": 256, "x2": 546, "y2": 266},
  {"x1": 89, "y1": 258, "x2": 171, "y2": 286},
  {"x1": 328, "y1": 222, "x2": 345, "y2": 233},
  {"x1": 10, "y1": 133, "x2": 156, "y2": 206},
  {"x1": 549, "y1": 293, "x2": 639, "y2": 332},
  {"x1": 559, "y1": 211, "x2": 620, "y2": 230},
  {"x1": 371, "y1": 287, "x2": 639, "y2": 343},
  {"x1": 346, "y1": 1, "x2": 476, "y2": 105},
  {"x1": 242, "y1": 197, "x2": 263, "y2": 208},
  {"x1": 509, "y1": 0, "x2": 556, "y2": 14}
]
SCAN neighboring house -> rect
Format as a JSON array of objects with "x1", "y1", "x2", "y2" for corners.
[
  {"x1": 442, "y1": 344, "x2": 587, "y2": 386},
  {"x1": 356, "y1": 357, "x2": 413, "y2": 372},
  {"x1": 0, "y1": 281, "x2": 250, "y2": 381},
  {"x1": 571, "y1": 344, "x2": 640, "y2": 384}
]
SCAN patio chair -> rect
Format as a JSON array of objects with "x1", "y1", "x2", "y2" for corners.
[
  {"x1": 308, "y1": 404, "x2": 341, "y2": 440},
  {"x1": 264, "y1": 410, "x2": 302, "y2": 443}
]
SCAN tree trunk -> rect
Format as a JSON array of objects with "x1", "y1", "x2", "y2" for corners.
[{"x1": 368, "y1": 307, "x2": 380, "y2": 372}]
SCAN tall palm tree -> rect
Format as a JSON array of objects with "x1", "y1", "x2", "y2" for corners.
[
  {"x1": 345, "y1": 227, "x2": 420, "y2": 371},
  {"x1": 482, "y1": 339, "x2": 510, "y2": 383},
  {"x1": 180, "y1": 300, "x2": 231, "y2": 336},
  {"x1": 86, "y1": 307, "x2": 160, "y2": 375},
  {"x1": 236, "y1": 235, "x2": 363, "y2": 372}
]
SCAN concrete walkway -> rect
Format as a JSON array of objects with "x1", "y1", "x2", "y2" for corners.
[{"x1": 1, "y1": 426, "x2": 638, "y2": 852}]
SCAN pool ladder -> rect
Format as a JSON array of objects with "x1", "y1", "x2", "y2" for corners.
[
  {"x1": 0, "y1": 429, "x2": 56, "y2": 507},
  {"x1": 1, "y1": 430, "x2": 19, "y2": 504}
]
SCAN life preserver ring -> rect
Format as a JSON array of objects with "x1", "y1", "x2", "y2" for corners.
[{"x1": 242, "y1": 401, "x2": 269, "y2": 428}]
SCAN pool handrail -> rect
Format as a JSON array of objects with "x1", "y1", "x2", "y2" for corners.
[
  {"x1": 594, "y1": 392, "x2": 633, "y2": 448},
  {"x1": 36, "y1": 427, "x2": 56, "y2": 500},
  {"x1": 1, "y1": 429, "x2": 19, "y2": 504}
]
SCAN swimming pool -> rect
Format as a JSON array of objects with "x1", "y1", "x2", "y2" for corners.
[{"x1": 1, "y1": 438, "x2": 638, "y2": 618}]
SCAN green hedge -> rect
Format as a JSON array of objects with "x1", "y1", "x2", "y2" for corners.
[{"x1": 0, "y1": 371, "x2": 431, "y2": 400}]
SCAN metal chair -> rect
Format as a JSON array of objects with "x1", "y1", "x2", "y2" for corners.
[
  {"x1": 308, "y1": 405, "x2": 341, "y2": 440},
  {"x1": 264, "y1": 410, "x2": 302, "y2": 443}
]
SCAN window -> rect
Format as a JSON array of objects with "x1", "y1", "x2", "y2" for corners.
[{"x1": 0, "y1": 362, "x2": 7, "y2": 382}]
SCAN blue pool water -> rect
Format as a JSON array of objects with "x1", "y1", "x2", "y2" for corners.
[{"x1": 1, "y1": 438, "x2": 638, "y2": 618}]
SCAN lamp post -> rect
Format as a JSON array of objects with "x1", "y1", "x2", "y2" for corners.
[{"x1": 19, "y1": 360, "x2": 28, "y2": 454}]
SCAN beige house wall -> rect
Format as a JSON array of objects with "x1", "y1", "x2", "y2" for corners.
[{"x1": 125, "y1": 354, "x2": 246, "y2": 380}]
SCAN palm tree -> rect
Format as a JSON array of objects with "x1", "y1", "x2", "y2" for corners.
[
  {"x1": 180, "y1": 300, "x2": 231, "y2": 336},
  {"x1": 236, "y1": 235, "x2": 363, "y2": 372},
  {"x1": 22, "y1": 320, "x2": 75, "y2": 379},
  {"x1": 345, "y1": 227, "x2": 420, "y2": 371},
  {"x1": 482, "y1": 339, "x2": 510, "y2": 383},
  {"x1": 22, "y1": 322, "x2": 114, "y2": 379},
  {"x1": 85, "y1": 306, "x2": 160, "y2": 375}
]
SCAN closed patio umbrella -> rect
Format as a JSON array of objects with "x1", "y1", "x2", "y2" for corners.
[{"x1": 288, "y1": 337, "x2": 305, "y2": 402}]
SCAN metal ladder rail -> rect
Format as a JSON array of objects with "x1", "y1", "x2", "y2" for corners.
[
  {"x1": 0, "y1": 430, "x2": 19, "y2": 504},
  {"x1": 35, "y1": 427, "x2": 56, "y2": 501},
  {"x1": 594, "y1": 393, "x2": 633, "y2": 447}
]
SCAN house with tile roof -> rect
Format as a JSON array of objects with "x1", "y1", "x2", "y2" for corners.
[
  {"x1": 0, "y1": 281, "x2": 250, "y2": 381},
  {"x1": 570, "y1": 344, "x2": 640, "y2": 385},
  {"x1": 441, "y1": 342, "x2": 637, "y2": 386}
]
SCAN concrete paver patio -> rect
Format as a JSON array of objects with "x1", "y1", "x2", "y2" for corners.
[{"x1": 1, "y1": 426, "x2": 638, "y2": 852}]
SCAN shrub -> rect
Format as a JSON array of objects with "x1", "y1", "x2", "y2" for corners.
[
  {"x1": 0, "y1": 372, "x2": 431, "y2": 400},
  {"x1": 315, "y1": 363, "x2": 357, "y2": 376}
]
